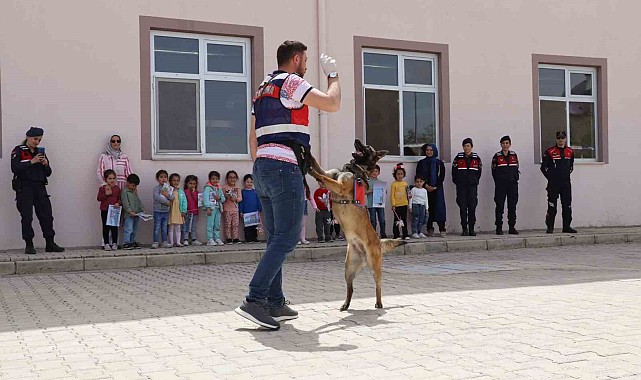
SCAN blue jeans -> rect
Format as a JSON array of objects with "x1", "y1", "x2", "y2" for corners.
[
  {"x1": 123, "y1": 216, "x2": 139, "y2": 244},
  {"x1": 153, "y1": 211, "x2": 169, "y2": 243},
  {"x1": 182, "y1": 212, "x2": 198, "y2": 241},
  {"x1": 411, "y1": 204, "x2": 427, "y2": 234},
  {"x1": 247, "y1": 158, "x2": 304, "y2": 307},
  {"x1": 368, "y1": 207, "x2": 386, "y2": 236}
]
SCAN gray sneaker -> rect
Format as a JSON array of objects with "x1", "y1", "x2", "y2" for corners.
[
  {"x1": 269, "y1": 300, "x2": 299, "y2": 322},
  {"x1": 235, "y1": 301, "x2": 280, "y2": 330}
]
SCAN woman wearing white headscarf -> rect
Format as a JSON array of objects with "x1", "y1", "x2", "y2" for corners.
[{"x1": 97, "y1": 135, "x2": 132, "y2": 189}]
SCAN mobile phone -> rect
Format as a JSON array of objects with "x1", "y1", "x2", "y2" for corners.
[{"x1": 37, "y1": 147, "x2": 45, "y2": 155}]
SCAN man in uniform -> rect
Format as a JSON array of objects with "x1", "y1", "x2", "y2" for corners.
[
  {"x1": 452, "y1": 138, "x2": 482, "y2": 236},
  {"x1": 235, "y1": 41, "x2": 341, "y2": 330},
  {"x1": 491, "y1": 135, "x2": 519, "y2": 235},
  {"x1": 541, "y1": 130, "x2": 577, "y2": 234},
  {"x1": 11, "y1": 127, "x2": 65, "y2": 254}
]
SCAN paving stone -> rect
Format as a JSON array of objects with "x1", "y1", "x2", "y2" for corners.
[
  {"x1": 84, "y1": 256, "x2": 146, "y2": 271},
  {"x1": 595, "y1": 233, "x2": 628, "y2": 244},
  {"x1": 525, "y1": 235, "x2": 561, "y2": 248},
  {"x1": 204, "y1": 250, "x2": 260, "y2": 265},
  {"x1": 447, "y1": 239, "x2": 488, "y2": 252},
  {"x1": 405, "y1": 241, "x2": 447, "y2": 255},
  {"x1": 15, "y1": 258, "x2": 84, "y2": 274},
  {"x1": 0, "y1": 262, "x2": 15, "y2": 275},
  {"x1": 147, "y1": 253, "x2": 205, "y2": 267},
  {"x1": 561, "y1": 234, "x2": 596, "y2": 246},
  {"x1": 486, "y1": 237, "x2": 526, "y2": 251}
]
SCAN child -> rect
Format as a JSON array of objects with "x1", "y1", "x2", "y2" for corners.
[
  {"x1": 366, "y1": 164, "x2": 387, "y2": 238},
  {"x1": 182, "y1": 175, "x2": 202, "y2": 246},
  {"x1": 314, "y1": 180, "x2": 332, "y2": 243},
  {"x1": 152, "y1": 169, "x2": 174, "y2": 248},
  {"x1": 97, "y1": 169, "x2": 121, "y2": 250},
  {"x1": 203, "y1": 171, "x2": 226, "y2": 246},
  {"x1": 222, "y1": 170, "x2": 242, "y2": 244},
  {"x1": 299, "y1": 188, "x2": 317, "y2": 244},
  {"x1": 410, "y1": 175, "x2": 429, "y2": 238},
  {"x1": 239, "y1": 174, "x2": 261, "y2": 243},
  {"x1": 391, "y1": 163, "x2": 410, "y2": 240},
  {"x1": 121, "y1": 174, "x2": 143, "y2": 250},
  {"x1": 167, "y1": 173, "x2": 185, "y2": 247}
]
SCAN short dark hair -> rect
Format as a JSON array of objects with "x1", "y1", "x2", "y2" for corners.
[
  {"x1": 226, "y1": 170, "x2": 238, "y2": 181},
  {"x1": 208, "y1": 171, "x2": 220, "y2": 181},
  {"x1": 243, "y1": 174, "x2": 253, "y2": 182},
  {"x1": 168, "y1": 173, "x2": 180, "y2": 184},
  {"x1": 277, "y1": 40, "x2": 307, "y2": 66},
  {"x1": 155, "y1": 169, "x2": 168, "y2": 179},
  {"x1": 414, "y1": 175, "x2": 425, "y2": 181},
  {"x1": 127, "y1": 174, "x2": 140, "y2": 185},
  {"x1": 103, "y1": 169, "x2": 116, "y2": 181},
  {"x1": 374, "y1": 165, "x2": 381, "y2": 171}
]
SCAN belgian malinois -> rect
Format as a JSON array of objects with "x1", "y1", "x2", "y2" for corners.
[{"x1": 309, "y1": 139, "x2": 406, "y2": 311}]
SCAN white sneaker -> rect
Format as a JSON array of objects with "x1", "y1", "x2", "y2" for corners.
[
  {"x1": 163, "y1": 242, "x2": 172, "y2": 248},
  {"x1": 151, "y1": 242, "x2": 159, "y2": 249},
  {"x1": 411, "y1": 233, "x2": 420, "y2": 239},
  {"x1": 111, "y1": 244, "x2": 119, "y2": 250},
  {"x1": 103, "y1": 244, "x2": 112, "y2": 251},
  {"x1": 183, "y1": 239, "x2": 189, "y2": 246},
  {"x1": 207, "y1": 239, "x2": 216, "y2": 246},
  {"x1": 404, "y1": 236, "x2": 411, "y2": 240},
  {"x1": 297, "y1": 241, "x2": 301, "y2": 245},
  {"x1": 301, "y1": 240, "x2": 310, "y2": 244},
  {"x1": 175, "y1": 242, "x2": 183, "y2": 247},
  {"x1": 419, "y1": 233, "x2": 427, "y2": 238},
  {"x1": 192, "y1": 240, "x2": 202, "y2": 246},
  {"x1": 216, "y1": 239, "x2": 225, "y2": 246}
]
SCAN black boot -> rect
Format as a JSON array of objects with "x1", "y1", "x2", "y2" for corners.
[
  {"x1": 45, "y1": 239, "x2": 65, "y2": 253},
  {"x1": 468, "y1": 225, "x2": 477, "y2": 236},
  {"x1": 24, "y1": 239, "x2": 36, "y2": 255},
  {"x1": 562, "y1": 226, "x2": 577, "y2": 233},
  {"x1": 546, "y1": 225, "x2": 554, "y2": 234},
  {"x1": 508, "y1": 225, "x2": 519, "y2": 235},
  {"x1": 496, "y1": 226, "x2": 504, "y2": 235},
  {"x1": 461, "y1": 226, "x2": 469, "y2": 236}
]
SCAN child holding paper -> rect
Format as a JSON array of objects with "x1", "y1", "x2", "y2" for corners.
[
  {"x1": 97, "y1": 169, "x2": 121, "y2": 250},
  {"x1": 121, "y1": 174, "x2": 143, "y2": 250},
  {"x1": 239, "y1": 174, "x2": 261, "y2": 243},
  {"x1": 366, "y1": 165, "x2": 387, "y2": 238}
]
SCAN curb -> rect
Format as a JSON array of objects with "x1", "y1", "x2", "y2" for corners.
[{"x1": 1, "y1": 232, "x2": 640, "y2": 276}]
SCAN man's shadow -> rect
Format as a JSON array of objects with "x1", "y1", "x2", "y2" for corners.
[{"x1": 237, "y1": 305, "x2": 407, "y2": 352}]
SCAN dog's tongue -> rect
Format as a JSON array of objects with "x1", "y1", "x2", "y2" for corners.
[{"x1": 352, "y1": 151, "x2": 363, "y2": 157}]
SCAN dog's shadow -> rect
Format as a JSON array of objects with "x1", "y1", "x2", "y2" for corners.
[{"x1": 237, "y1": 305, "x2": 407, "y2": 353}]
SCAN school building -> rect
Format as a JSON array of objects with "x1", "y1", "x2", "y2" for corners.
[{"x1": 1, "y1": 0, "x2": 639, "y2": 250}]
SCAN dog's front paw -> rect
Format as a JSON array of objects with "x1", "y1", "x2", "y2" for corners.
[
  {"x1": 375, "y1": 303, "x2": 383, "y2": 309},
  {"x1": 340, "y1": 303, "x2": 350, "y2": 311}
]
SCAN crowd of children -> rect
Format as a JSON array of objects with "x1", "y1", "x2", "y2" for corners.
[{"x1": 97, "y1": 161, "x2": 435, "y2": 250}]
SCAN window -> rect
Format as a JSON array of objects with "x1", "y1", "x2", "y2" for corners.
[
  {"x1": 151, "y1": 32, "x2": 251, "y2": 157},
  {"x1": 362, "y1": 50, "x2": 439, "y2": 157},
  {"x1": 538, "y1": 65, "x2": 598, "y2": 160}
]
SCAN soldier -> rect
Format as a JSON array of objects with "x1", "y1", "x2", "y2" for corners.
[
  {"x1": 491, "y1": 135, "x2": 519, "y2": 235},
  {"x1": 541, "y1": 130, "x2": 577, "y2": 233},
  {"x1": 452, "y1": 138, "x2": 482, "y2": 236},
  {"x1": 11, "y1": 127, "x2": 65, "y2": 254}
]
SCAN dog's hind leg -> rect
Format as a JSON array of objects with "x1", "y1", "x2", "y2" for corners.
[
  {"x1": 341, "y1": 244, "x2": 366, "y2": 311},
  {"x1": 366, "y1": 247, "x2": 384, "y2": 309}
]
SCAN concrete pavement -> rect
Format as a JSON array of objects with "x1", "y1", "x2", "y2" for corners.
[{"x1": 0, "y1": 243, "x2": 640, "y2": 379}]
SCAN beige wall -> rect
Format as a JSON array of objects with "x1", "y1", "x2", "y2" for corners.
[{"x1": 1, "y1": 0, "x2": 640, "y2": 249}]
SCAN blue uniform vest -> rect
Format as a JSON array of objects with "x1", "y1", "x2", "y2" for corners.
[{"x1": 253, "y1": 71, "x2": 310, "y2": 149}]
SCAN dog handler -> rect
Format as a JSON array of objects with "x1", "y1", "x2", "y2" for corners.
[{"x1": 235, "y1": 41, "x2": 341, "y2": 330}]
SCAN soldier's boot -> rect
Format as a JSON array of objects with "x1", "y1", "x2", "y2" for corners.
[
  {"x1": 24, "y1": 239, "x2": 36, "y2": 255},
  {"x1": 45, "y1": 239, "x2": 65, "y2": 253}
]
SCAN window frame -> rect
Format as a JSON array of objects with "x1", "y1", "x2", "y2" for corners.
[
  {"x1": 532, "y1": 54, "x2": 608, "y2": 164},
  {"x1": 362, "y1": 48, "x2": 440, "y2": 161},
  {"x1": 538, "y1": 64, "x2": 598, "y2": 162},
  {"x1": 150, "y1": 31, "x2": 252, "y2": 159}
]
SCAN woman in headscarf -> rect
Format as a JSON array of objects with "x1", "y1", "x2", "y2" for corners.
[
  {"x1": 415, "y1": 143, "x2": 447, "y2": 237},
  {"x1": 97, "y1": 135, "x2": 132, "y2": 189}
]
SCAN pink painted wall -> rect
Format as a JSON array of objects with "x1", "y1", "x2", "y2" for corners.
[{"x1": 1, "y1": 0, "x2": 640, "y2": 250}]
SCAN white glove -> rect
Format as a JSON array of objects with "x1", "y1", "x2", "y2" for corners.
[{"x1": 320, "y1": 53, "x2": 338, "y2": 76}]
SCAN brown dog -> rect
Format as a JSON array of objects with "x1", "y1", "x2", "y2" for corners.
[{"x1": 309, "y1": 139, "x2": 406, "y2": 311}]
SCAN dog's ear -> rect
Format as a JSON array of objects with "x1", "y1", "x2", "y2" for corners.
[{"x1": 375, "y1": 150, "x2": 388, "y2": 160}]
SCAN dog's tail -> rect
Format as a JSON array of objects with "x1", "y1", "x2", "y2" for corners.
[{"x1": 380, "y1": 238, "x2": 407, "y2": 254}]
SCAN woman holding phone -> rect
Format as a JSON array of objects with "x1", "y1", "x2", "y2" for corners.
[{"x1": 11, "y1": 127, "x2": 64, "y2": 254}]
